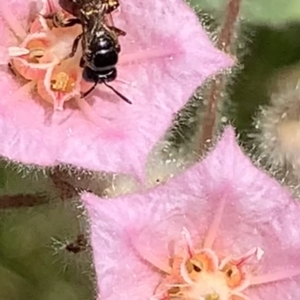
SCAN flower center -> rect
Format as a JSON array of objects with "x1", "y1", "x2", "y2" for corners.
[
  {"x1": 155, "y1": 247, "x2": 262, "y2": 300},
  {"x1": 4, "y1": 1, "x2": 84, "y2": 110}
]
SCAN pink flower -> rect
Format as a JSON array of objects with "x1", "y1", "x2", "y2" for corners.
[
  {"x1": 9, "y1": 5, "x2": 82, "y2": 110},
  {"x1": 0, "y1": 0, "x2": 232, "y2": 176},
  {"x1": 83, "y1": 127, "x2": 300, "y2": 300}
]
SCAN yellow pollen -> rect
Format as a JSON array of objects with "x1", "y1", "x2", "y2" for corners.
[
  {"x1": 50, "y1": 72, "x2": 75, "y2": 93},
  {"x1": 27, "y1": 40, "x2": 46, "y2": 63},
  {"x1": 205, "y1": 293, "x2": 219, "y2": 300}
]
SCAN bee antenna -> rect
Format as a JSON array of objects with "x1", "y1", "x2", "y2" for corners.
[{"x1": 103, "y1": 82, "x2": 132, "y2": 104}]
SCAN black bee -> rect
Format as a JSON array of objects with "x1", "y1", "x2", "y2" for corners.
[{"x1": 48, "y1": 0, "x2": 131, "y2": 103}]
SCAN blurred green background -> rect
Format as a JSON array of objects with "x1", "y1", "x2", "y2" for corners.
[{"x1": 1, "y1": 0, "x2": 300, "y2": 299}]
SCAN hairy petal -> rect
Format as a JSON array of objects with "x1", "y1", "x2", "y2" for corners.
[
  {"x1": 0, "y1": 0, "x2": 232, "y2": 176},
  {"x1": 82, "y1": 126, "x2": 300, "y2": 300},
  {"x1": 83, "y1": 192, "x2": 163, "y2": 300}
]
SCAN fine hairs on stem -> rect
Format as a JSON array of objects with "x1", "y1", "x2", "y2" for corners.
[{"x1": 199, "y1": 0, "x2": 241, "y2": 150}]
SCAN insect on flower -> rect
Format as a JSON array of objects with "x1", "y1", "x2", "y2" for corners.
[{"x1": 46, "y1": 0, "x2": 132, "y2": 103}]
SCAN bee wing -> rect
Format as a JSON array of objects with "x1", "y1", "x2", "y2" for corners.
[
  {"x1": 104, "y1": 12, "x2": 115, "y2": 27},
  {"x1": 103, "y1": 11, "x2": 126, "y2": 37}
]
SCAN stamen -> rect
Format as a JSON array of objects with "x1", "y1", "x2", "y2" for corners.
[
  {"x1": 130, "y1": 236, "x2": 172, "y2": 274},
  {"x1": 119, "y1": 49, "x2": 177, "y2": 65},
  {"x1": 181, "y1": 227, "x2": 195, "y2": 257},
  {"x1": 0, "y1": 2, "x2": 27, "y2": 40},
  {"x1": 168, "y1": 286, "x2": 181, "y2": 295},
  {"x1": 203, "y1": 194, "x2": 227, "y2": 248},
  {"x1": 0, "y1": 47, "x2": 16, "y2": 65},
  {"x1": 8, "y1": 47, "x2": 30, "y2": 57},
  {"x1": 51, "y1": 72, "x2": 75, "y2": 93},
  {"x1": 250, "y1": 268, "x2": 300, "y2": 286},
  {"x1": 26, "y1": 39, "x2": 48, "y2": 62},
  {"x1": 29, "y1": 49, "x2": 45, "y2": 62},
  {"x1": 233, "y1": 247, "x2": 264, "y2": 267},
  {"x1": 221, "y1": 263, "x2": 242, "y2": 288},
  {"x1": 180, "y1": 258, "x2": 195, "y2": 284}
]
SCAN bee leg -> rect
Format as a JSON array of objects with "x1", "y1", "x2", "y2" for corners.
[
  {"x1": 52, "y1": 15, "x2": 81, "y2": 28},
  {"x1": 68, "y1": 33, "x2": 83, "y2": 58},
  {"x1": 81, "y1": 82, "x2": 98, "y2": 99},
  {"x1": 42, "y1": 12, "x2": 64, "y2": 26},
  {"x1": 42, "y1": 13, "x2": 56, "y2": 20},
  {"x1": 43, "y1": 13, "x2": 80, "y2": 28},
  {"x1": 79, "y1": 57, "x2": 85, "y2": 68},
  {"x1": 57, "y1": 18, "x2": 81, "y2": 28}
]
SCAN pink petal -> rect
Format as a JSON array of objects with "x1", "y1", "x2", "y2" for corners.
[
  {"x1": 0, "y1": 0, "x2": 232, "y2": 177},
  {"x1": 30, "y1": 15, "x2": 50, "y2": 33},
  {"x1": 40, "y1": 0, "x2": 60, "y2": 15},
  {"x1": 82, "y1": 126, "x2": 300, "y2": 300},
  {"x1": 206, "y1": 130, "x2": 300, "y2": 287},
  {"x1": 83, "y1": 193, "x2": 162, "y2": 300}
]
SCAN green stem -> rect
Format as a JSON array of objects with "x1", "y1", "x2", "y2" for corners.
[
  {"x1": 0, "y1": 194, "x2": 49, "y2": 208},
  {"x1": 200, "y1": 0, "x2": 241, "y2": 149}
]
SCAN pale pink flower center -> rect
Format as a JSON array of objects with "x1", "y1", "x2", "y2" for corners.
[{"x1": 153, "y1": 245, "x2": 261, "y2": 300}]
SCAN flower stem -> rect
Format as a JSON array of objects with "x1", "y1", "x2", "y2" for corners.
[
  {"x1": 49, "y1": 167, "x2": 111, "y2": 200},
  {"x1": 199, "y1": 0, "x2": 241, "y2": 150},
  {"x1": 49, "y1": 167, "x2": 80, "y2": 200},
  {"x1": 216, "y1": 0, "x2": 242, "y2": 53},
  {"x1": 0, "y1": 194, "x2": 49, "y2": 208}
]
